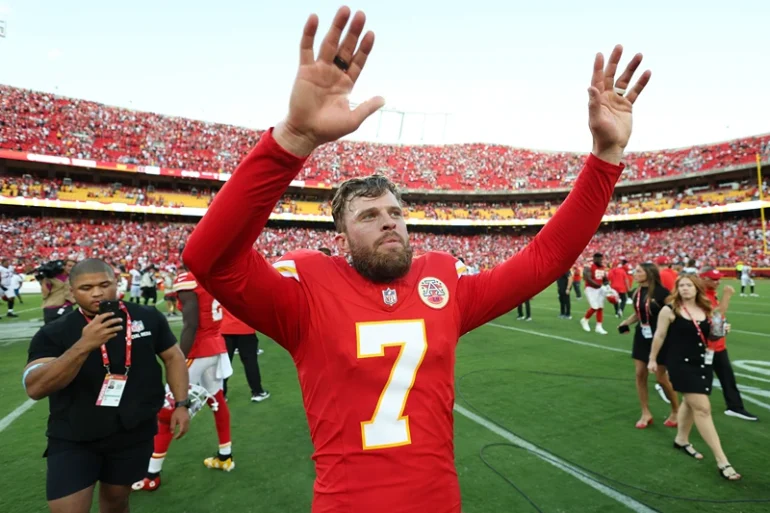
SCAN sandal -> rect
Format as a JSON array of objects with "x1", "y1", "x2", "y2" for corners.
[
  {"x1": 635, "y1": 417, "x2": 653, "y2": 429},
  {"x1": 673, "y1": 442, "x2": 703, "y2": 460},
  {"x1": 718, "y1": 464, "x2": 742, "y2": 481}
]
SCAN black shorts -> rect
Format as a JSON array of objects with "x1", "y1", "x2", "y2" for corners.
[{"x1": 45, "y1": 435, "x2": 153, "y2": 500}]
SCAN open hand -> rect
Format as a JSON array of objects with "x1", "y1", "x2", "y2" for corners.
[
  {"x1": 588, "y1": 45, "x2": 651, "y2": 165},
  {"x1": 275, "y1": 6, "x2": 385, "y2": 157}
]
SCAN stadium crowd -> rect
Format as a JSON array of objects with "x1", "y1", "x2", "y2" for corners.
[
  {"x1": 1, "y1": 216, "x2": 767, "y2": 274},
  {"x1": 2, "y1": 173, "x2": 766, "y2": 221},
  {"x1": 3, "y1": 85, "x2": 770, "y2": 192}
]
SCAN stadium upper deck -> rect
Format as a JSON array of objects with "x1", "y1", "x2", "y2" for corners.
[{"x1": 2, "y1": 84, "x2": 769, "y2": 193}]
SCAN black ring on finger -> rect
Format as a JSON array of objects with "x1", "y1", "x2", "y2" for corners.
[{"x1": 333, "y1": 55, "x2": 350, "y2": 72}]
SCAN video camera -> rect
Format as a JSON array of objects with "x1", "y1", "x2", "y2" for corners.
[{"x1": 33, "y1": 260, "x2": 65, "y2": 281}]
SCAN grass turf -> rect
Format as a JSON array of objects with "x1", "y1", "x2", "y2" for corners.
[{"x1": 0, "y1": 281, "x2": 768, "y2": 512}]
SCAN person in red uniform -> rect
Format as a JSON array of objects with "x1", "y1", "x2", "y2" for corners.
[
  {"x1": 608, "y1": 260, "x2": 631, "y2": 317},
  {"x1": 581, "y1": 252, "x2": 609, "y2": 334},
  {"x1": 132, "y1": 267, "x2": 234, "y2": 491},
  {"x1": 572, "y1": 264, "x2": 582, "y2": 299},
  {"x1": 699, "y1": 267, "x2": 758, "y2": 421},
  {"x1": 656, "y1": 255, "x2": 678, "y2": 291},
  {"x1": 221, "y1": 306, "x2": 270, "y2": 402},
  {"x1": 181, "y1": 7, "x2": 652, "y2": 512}
]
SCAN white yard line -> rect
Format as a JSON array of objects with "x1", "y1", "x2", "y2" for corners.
[
  {"x1": 0, "y1": 399, "x2": 36, "y2": 433},
  {"x1": 526, "y1": 303, "x2": 770, "y2": 337},
  {"x1": 486, "y1": 322, "x2": 770, "y2": 414},
  {"x1": 454, "y1": 404, "x2": 658, "y2": 513}
]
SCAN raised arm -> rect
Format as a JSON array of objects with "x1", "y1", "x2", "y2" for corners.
[
  {"x1": 182, "y1": 7, "x2": 384, "y2": 352},
  {"x1": 718, "y1": 285, "x2": 735, "y2": 316},
  {"x1": 457, "y1": 45, "x2": 651, "y2": 334}
]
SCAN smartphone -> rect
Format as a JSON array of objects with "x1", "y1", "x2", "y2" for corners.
[
  {"x1": 618, "y1": 325, "x2": 630, "y2": 334},
  {"x1": 98, "y1": 300, "x2": 121, "y2": 315}
]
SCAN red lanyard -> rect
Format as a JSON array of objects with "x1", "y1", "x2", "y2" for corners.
[
  {"x1": 635, "y1": 288, "x2": 651, "y2": 324},
  {"x1": 681, "y1": 305, "x2": 708, "y2": 345},
  {"x1": 80, "y1": 303, "x2": 133, "y2": 374}
]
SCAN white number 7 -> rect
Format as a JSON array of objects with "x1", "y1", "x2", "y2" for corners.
[{"x1": 356, "y1": 320, "x2": 428, "y2": 450}]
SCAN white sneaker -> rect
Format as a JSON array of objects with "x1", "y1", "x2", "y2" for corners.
[
  {"x1": 595, "y1": 325, "x2": 608, "y2": 335},
  {"x1": 251, "y1": 391, "x2": 270, "y2": 403},
  {"x1": 740, "y1": 293, "x2": 747, "y2": 297},
  {"x1": 257, "y1": 348, "x2": 264, "y2": 355},
  {"x1": 750, "y1": 293, "x2": 759, "y2": 297},
  {"x1": 580, "y1": 318, "x2": 590, "y2": 332}
]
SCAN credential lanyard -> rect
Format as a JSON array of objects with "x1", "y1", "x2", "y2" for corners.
[
  {"x1": 80, "y1": 303, "x2": 133, "y2": 375},
  {"x1": 681, "y1": 305, "x2": 708, "y2": 346},
  {"x1": 635, "y1": 288, "x2": 651, "y2": 324}
]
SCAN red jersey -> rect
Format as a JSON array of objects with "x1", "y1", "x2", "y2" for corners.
[
  {"x1": 608, "y1": 267, "x2": 630, "y2": 293},
  {"x1": 584, "y1": 263, "x2": 607, "y2": 289},
  {"x1": 182, "y1": 128, "x2": 624, "y2": 513},
  {"x1": 660, "y1": 268, "x2": 678, "y2": 293},
  {"x1": 220, "y1": 307, "x2": 254, "y2": 335},
  {"x1": 173, "y1": 272, "x2": 226, "y2": 358},
  {"x1": 704, "y1": 289, "x2": 726, "y2": 352}
]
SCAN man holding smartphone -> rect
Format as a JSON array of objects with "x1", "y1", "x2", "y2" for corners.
[{"x1": 22, "y1": 258, "x2": 190, "y2": 513}]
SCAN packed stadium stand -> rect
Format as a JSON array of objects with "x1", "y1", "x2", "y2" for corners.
[
  {"x1": 2, "y1": 84, "x2": 770, "y2": 191},
  {"x1": 1, "y1": 84, "x2": 768, "y2": 274},
  {"x1": 1, "y1": 216, "x2": 767, "y2": 272},
  {"x1": 1, "y1": 174, "x2": 767, "y2": 220}
]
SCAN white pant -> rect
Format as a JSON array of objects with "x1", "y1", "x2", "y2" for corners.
[
  {"x1": 130, "y1": 284, "x2": 141, "y2": 298},
  {"x1": 187, "y1": 354, "x2": 233, "y2": 395},
  {"x1": 741, "y1": 277, "x2": 755, "y2": 287},
  {"x1": 585, "y1": 286, "x2": 605, "y2": 310}
]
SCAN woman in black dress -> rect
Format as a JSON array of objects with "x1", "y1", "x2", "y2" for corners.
[
  {"x1": 618, "y1": 263, "x2": 678, "y2": 429},
  {"x1": 648, "y1": 275, "x2": 741, "y2": 481}
]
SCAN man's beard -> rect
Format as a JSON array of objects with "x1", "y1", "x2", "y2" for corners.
[{"x1": 349, "y1": 233, "x2": 413, "y2": 283}]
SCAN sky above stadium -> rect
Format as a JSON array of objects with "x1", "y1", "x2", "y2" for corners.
[{"x1": 0, "y1": 0, "x2": 768, "y2": 152}]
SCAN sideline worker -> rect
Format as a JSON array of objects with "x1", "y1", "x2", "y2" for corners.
[{"x1": 23, "y1": 258, "x2": 190, "y2": 513}]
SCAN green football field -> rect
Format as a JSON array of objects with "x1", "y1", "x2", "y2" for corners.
[{"x1": 1, "y1": 281, "x2": 769, "y2": 513}]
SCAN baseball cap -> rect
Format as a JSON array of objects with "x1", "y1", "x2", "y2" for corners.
[
  {"x1": 655, "y1": 256, "x2": 669, "y2": 265},
  {"x1": 700, "y1": 269, "x2": 722, "y2": 281}
]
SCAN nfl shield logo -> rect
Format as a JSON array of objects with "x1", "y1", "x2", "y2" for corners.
[
  {"x1": 382, "y1": 288, "x2": 398, "y2": 306},
  {"x1": 131, "y1": 320, "x2": 145, "y2": 333}
]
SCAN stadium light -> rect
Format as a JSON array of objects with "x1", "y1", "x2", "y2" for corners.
[{"x1": 0, "y1": 20, "x2": 6, "y2": 38}]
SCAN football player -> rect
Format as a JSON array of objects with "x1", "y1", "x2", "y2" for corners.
[
  {"x1": 581, "y1": 252, "x2": 609, "y2": 334},
  {"x1": 740, "y1": 264, "x2": 757, "y2": 297},
  {"x1": 132, "y1": 267, "x2": 234, "y2": 491},
  {"x1": 182, "y1": 7, "x2": 651, "y2": 512}
]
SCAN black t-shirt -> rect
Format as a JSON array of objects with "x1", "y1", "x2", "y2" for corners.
[
  {"x1": 27, "y1": 301, "x2": 177, "y2": 443},
  {"x1": 556, "y1": 271, "x2": 571, "y2": 291},
  {"x1": 633, "y1": 285, "x2": 670, "y2": 332}
]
